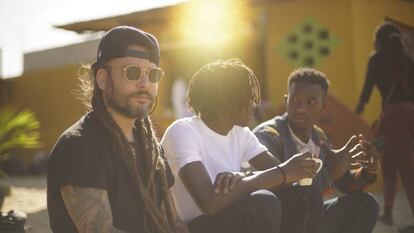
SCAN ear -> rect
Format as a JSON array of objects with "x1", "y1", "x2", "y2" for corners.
[
  {"x1": 95, "y1": 68, "x2": 108, "y2": 90},
  {"x1": 322, "y1": 97, "x2": 330, "y2": 112}
]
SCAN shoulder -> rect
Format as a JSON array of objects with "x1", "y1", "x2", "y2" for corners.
[
  {"x1": 58, "y1": 113, "x2": 104, "y2": 144},
  {"x1": 49, "y1": 112, "x2": 109, "y2": 163},
  {"x1": 163, "y1": 117, "x2": 199, "y2": 137},
  {"x1": 253, "y1": 116, "x2": 282, "y2": 137},
  {"x1": 313, "y1": 125, "x2": 329, "y2": 141},
  {"x1": 231, "y1": 126, "x2": 258, "y2": 141},
  {"x1": 166, "y1": 117, "x2": 197, "y2": 128},
  {"x1": 368, "y1": 51, "x2": 383, "y2": 65},
  {"x1": 161, "y1": 117, "x2": 202, "y2": 148},
  {"x1": 47, "y1": 114, "x2": 114, "y2": 188}
]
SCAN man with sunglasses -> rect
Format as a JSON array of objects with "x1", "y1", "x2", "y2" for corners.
[{"x1": 47, "y1": 26, "x2": 187, "y2": 233}]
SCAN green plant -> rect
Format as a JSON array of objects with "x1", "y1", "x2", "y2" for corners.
[{"x1": 0, "y1": 109, "x2": 41, "y2": 173}]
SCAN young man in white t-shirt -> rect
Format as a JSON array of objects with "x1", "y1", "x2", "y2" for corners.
[{"x1": 161, "y1": 59, "x2": 323, "y2": 233}]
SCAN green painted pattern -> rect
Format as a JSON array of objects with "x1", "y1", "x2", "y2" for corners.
[{"x1": 277, "y1": 17, "x2": 340, "y2": 67}]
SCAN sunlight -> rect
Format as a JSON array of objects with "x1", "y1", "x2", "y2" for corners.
[{"x1": 175, "y1": 0, "x2": 250, "y2": 49}]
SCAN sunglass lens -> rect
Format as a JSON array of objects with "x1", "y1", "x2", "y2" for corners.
[
  {"x1": 149, "y1": 69, "x2": 163, "y2": 83},
  {"x1": 125, "y1": 66, "x2": 141, "y2": 80}
]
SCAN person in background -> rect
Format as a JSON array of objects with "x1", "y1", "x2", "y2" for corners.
[{"x1": 356, "y1": 22, "x2": 414, "y2": 231}]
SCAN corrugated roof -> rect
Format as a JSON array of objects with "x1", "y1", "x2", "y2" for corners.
[{"x1": 55, "y1": 3, "x2": 182, "y2": 33}]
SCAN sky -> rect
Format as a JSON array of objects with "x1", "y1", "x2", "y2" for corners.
[{"x1": 0, "y1": 0, "x2": 182, "y2": 78}]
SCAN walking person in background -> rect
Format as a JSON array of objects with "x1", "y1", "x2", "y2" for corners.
[{"x1": 356, "y1": 22, "x2": 414, "y2": 232}]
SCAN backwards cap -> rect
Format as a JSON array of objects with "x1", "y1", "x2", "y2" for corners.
[{"x1": 91, "y1": 26, "x2": 160, "y2": 70}]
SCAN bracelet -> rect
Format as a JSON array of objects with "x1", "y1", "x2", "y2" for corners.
[
  {"x1": 244, "y1": 170, "x2": 254, "y2": 177},
  {"x1": 276, "y1": 165, "x2": 286, "y2": 185}
]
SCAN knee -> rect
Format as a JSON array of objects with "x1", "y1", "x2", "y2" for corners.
[
  {"x1": 351, "y1": 192, "x2": 380, "y2": 218},
  {"x1": 301, "y1": 186, "x2": 324, "y2": 209},
  {"x1": 245, "y1": 190, "x2": 282, "y2": 230},
  {"x1": 283, "y1": 186, "x2": 323, "y2": 210},
  {"x1": 249, "y1": 190, "x2": 282, "y2": 217},
  {"x1": 364, "y1": 193, "x2": 380, "y2": 218}
]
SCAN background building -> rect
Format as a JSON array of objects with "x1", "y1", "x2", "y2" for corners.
[{"x1": 2, "y1": 1, "x2": 414, "y2": 189}]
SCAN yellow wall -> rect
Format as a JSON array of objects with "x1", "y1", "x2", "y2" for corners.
[
  {"x1": 9, "y1": 65, "x2": 85, "y2": 151},
  {"x1": 266, "y1": 0, "x2": 414, "y2": 125},
  {"x1": 266, "y1": 0, "x2": 355, "y2": 109},
  {"x1": 7, "y1": 64, "x2": 180, "y2": 152},
  {"x1": 262, "y1": 0, "x2": 414, "y2": 192},
  {"x1": 5, "y1": 0, "x2": 414, "y2": 162}
]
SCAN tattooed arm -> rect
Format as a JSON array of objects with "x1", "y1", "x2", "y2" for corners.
[{"x1": 60, "y1": 185, "x2": 129, "y2": 233}]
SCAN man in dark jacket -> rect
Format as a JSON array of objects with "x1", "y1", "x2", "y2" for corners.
[{"x1": 254, "y1": 68, "x2": 380, "y2": 233}]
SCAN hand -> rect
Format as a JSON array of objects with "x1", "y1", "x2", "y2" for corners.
[
  {"x1": 279, "y1": 152, "x2": 320, "y2": 184},
  {"x1": 356, "y1": 102, "x2": 365, "y2": 115},
  {"x1": 174, "y1": 218, "x2": 190, "y2": 233},
  {"x1": 322, "y1": 135, "x2": 365, "y2": 179},
  {"x1": 213, "y1": 172, "x2": 246, "y2": 194},
  {"x1": 358, "y1": 134, "x2": 380, "y2": 174}
]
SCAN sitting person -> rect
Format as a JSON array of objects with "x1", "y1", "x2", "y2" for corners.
[
  {"x1": 47, "y1": 26, "x2": 188, "y2": 233},
  {"x1": 161, "y1": 59, "x2": 370, "y2": 233},
  {"x1": 254, "y1": 68, "x2": 380, "y2": 233}
]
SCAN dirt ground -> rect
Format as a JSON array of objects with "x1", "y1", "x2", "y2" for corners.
[{"x1": 1, "y1": 176, "x2": 413, "y2": 233}]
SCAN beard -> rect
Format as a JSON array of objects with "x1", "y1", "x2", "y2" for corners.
[{"x1": 106, "y1": 91, "x2": 155, "y2": 119}]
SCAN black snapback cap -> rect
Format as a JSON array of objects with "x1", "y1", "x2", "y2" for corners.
[{"x1": 91, "y1": 26, "x2": 160, "y2": 70}]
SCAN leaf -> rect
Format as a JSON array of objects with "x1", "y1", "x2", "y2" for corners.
[{"x1": 0, "y1": 108, "x2": 41, "y2": 155}]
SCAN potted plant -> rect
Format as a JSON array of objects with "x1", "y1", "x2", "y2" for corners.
[{"x1": 0, "y1": 108, "x2": 41, "y2": 208}]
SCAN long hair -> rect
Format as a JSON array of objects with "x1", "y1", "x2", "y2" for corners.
[
  {"x1": 77, "y1": 65, "x2": 176, "y2": 233},
  {"x1": 372, "y1": 23, "x2": 413, "y2": 104},
  {"x1": 188, "y1": 58, "x2": 261, "y2": 120},
  {"x1": 374, "y1": 22, "x2": 400, "y2": 52}
]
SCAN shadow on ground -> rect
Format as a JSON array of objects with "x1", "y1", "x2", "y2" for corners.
[{"x1": 1, "y1": 176, "x2": 413, "y2": 233}]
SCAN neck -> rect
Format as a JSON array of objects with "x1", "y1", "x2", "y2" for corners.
[
  {"x1": 107, "y1": 107, "x2": 137, "y2": 142},
  {"x1": 288, "y1": 122, "x2": 312, "y2": 143},
  {"x1": 200, "y1": 115, "x2": 233, "y2": 136}
]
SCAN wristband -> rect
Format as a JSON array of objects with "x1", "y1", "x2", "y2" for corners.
[
  {"x1": 244, "y1": 170, "x2": 254, "y2": 177},
  {"x1": 276, "y1": 165, "x2": 286, "y2": 185}
]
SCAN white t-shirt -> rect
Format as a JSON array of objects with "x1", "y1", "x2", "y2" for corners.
[
  {"x1": 161, "y1": 117, "x2": 268, "y2": 223},
  {"x1": 288, "y1": 123, "x2": 320, "y2": 157}
]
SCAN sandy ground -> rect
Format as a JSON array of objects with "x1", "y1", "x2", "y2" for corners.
[{"x1": 1, "y1": 176, "x2": 413, "y2": 233}]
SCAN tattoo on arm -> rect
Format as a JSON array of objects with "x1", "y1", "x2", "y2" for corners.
[{"x1": 60, "y1": 185, "x2": 129, "y2": 233}]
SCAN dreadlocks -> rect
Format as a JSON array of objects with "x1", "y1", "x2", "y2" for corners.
[
  {"x1": 188, "y1": 58, "x2": 261, "y2": 120},
  {"x1": 77, "y1": 65, "x2": 176, "y2": 233}
]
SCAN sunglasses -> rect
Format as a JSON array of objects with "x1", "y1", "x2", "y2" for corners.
[{"x1": 105, "y1": 65, "x2": 164, "y2": 83}]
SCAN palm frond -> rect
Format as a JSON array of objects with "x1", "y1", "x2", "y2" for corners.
[{"x1": 0, "y1": 108, "x2": 41, "y2": 157}]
